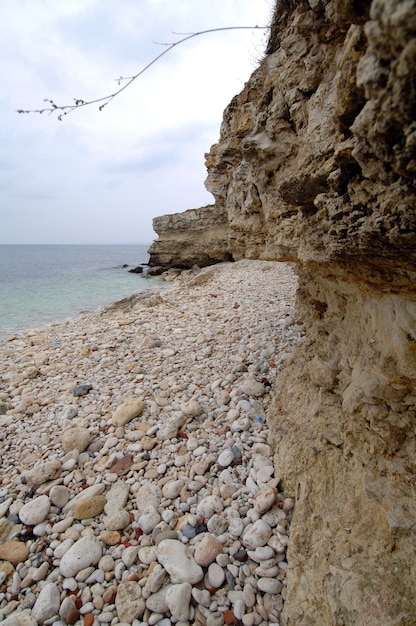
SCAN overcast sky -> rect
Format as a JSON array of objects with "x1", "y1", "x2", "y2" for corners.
[{"x1": 0, "y1": 0, "x2": 272, "y2": 244}]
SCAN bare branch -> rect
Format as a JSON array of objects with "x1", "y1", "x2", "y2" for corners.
[{"x1": 17, "y1": 25, "x2": 270, "y2": 119}]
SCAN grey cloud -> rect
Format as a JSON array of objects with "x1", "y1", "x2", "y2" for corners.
[
  {"x1": 0, "y1": 157, "x2": 15, "y2": 171},
  {"x1": 100, "y1": 120, "x2": 219, "y2": 175},
  {"x1": 10, "y1": 190, "x2": 56, "y2": 200},
  {"x1": 0, "y1": 0, "x2": 270, "y2": 244}
]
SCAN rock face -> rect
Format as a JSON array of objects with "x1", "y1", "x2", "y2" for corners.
[
  {"x1": 148, "y1": 0, "x2": 416, "y2": 623},
  {"x1": 148, "y1": 204, "x2": 232, "y2": 268}
]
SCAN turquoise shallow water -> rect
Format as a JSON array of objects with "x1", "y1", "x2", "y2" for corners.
[{"x1": 0, "y1": 244, "x2": 166, "y2": 336}]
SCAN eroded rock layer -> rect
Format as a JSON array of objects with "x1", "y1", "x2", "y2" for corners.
[
  {"x1": 148, "y1": 205, "x2": 232, "y2": 269},
  {"x1": 150, "y1": 0, "x2": 416, "y2": 623}
]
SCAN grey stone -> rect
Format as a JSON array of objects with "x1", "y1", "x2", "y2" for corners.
[
  {"x1": 157, "y1": 539, "x2": 204, "y2": 584},
  {"x1": 19, "y1": 495, "x2": 50, "y2": 526},
  {"x1": 73, "y1": 384, "x2": 92, "y2": 396},
  {"x1": 32, "y1": 583, "x2": 60, "y2": 624},
  {"x1": 59, "y1": 536, "x2": 102, "y2": 577}
]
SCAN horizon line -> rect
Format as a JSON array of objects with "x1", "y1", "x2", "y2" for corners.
[{"x1": 0, "y1": 242, "x2": 152, "y2": 246}]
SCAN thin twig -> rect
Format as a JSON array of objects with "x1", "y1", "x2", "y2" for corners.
[{"x1": 17, "y1": 25, "x2": 270, "y2": 120}]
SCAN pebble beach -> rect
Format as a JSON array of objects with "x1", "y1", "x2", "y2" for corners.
[{"x1": 0, "y1": 259, "x2": 304, "y2": 626}]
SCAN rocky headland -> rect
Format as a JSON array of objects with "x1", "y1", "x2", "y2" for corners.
[
  {"x1": 149, "y1": 1, "x2": 416, "y2": 624},
  {"x1": 148, "y1": 206, "x2": 231, "y2": 270}
]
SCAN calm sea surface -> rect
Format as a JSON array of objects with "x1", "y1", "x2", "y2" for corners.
[{"x1": 0, "y1": 244, "x2": 167, "y2": 336}]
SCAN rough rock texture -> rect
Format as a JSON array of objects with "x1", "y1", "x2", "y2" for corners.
[
  {"x1": 149, "y1": 0, "x2": 416, "y2": 623},
  {"x1": 148, "y1": 204, "x2": 232, "y2": 268}
]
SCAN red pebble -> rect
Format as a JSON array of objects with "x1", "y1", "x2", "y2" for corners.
[
  {"x1": 66, "y1": 609, "x2": 80, "y2": 625},
  {"x1": 75, "y1": 598, "x2": 82, "y2": 610},
  {"x1": 84, "y1": 614, "x2": 94, "y2": 626},
  {"x1": 224, "y1": 609, "x2": 236, "y2": 625}
]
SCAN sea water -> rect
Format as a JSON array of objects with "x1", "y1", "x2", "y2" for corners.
[{"x1": 0, "y1": 244, "x2": 167, "y2": 336}]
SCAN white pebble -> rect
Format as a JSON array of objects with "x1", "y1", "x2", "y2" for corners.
[
  {"x1": 257, "y1": 578, "x2": 283, "y2": 594},
  {"x1": 218, "y1": 449, "x2": 234, "y2": 468}
]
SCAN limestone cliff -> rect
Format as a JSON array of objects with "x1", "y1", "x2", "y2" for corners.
[
  {"x1": 148, "y1": 205, "x2": 231, "y2": 269},
  {"x1": 149, "y1": 0, "x2": 416, "y2": 623}
]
